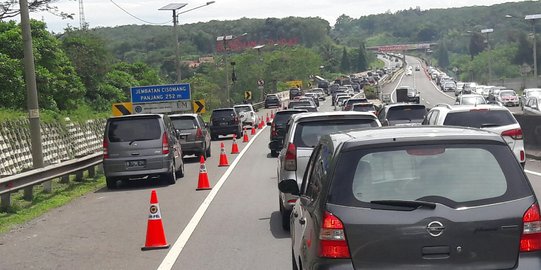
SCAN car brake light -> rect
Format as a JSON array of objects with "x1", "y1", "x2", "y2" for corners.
[
  {"x1": 103, "y1": 138, "x2": 109, "y2": 159},
  {"x1": 195, "y1": 127, "x2": 203, "y2": 139},
  {"x1": 319, "y1": 211, "x2": 350, "y2": 258},
  {"x1": 271, "y1": 122, "x2": 278, "y2": 136},
  {"x1": 520, "y1": 150, "x2": 525, "y2": 162},
  {"x1": 501, "y1": 128, "x2": 523, "y2": 140},
  {"x1": 284, "y1": 143, "x2": 297, "y2": 171},
  {"x1": 162, "y1": 133, "x2": 169, "y2": 154},
  {"x1": 521, "y1": 203, "x2": 541, "y2": 252}
]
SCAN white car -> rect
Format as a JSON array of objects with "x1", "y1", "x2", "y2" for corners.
[
  {"x1": 334, "y1": 96, "x2": 349, "y2": 110},
  {"x1": 423, "y1": 104, "x2": 525, "y2": 167},
  {"x1": 233, "y1": 104, "x2": 260, "y2": 127},
  {"x1": 496, "y1": 90, "x2": 519, "y2": 107}
]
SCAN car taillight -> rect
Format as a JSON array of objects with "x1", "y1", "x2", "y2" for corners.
[
  {"x1": 319, "y1": 211, "x2": 350, "y2": 258},
  {"x1": 501, "y1": 128, "x2": 523, "y2": 140},
  {"x1": 103, "y1": 138, "x2": 109, "y2": 159},
  {"x1": 521, "y1": 203, "x2": 541, "y2": 252},
  {"x1": 162, "y1": 133, "x2": 169, "y2": 154},
  {"x1": 271, "y1": 122, "x2": 278, "y2": 136},
  {"x1": 520, "y1": 150, "x2": 525, "y2": 162},
  {"x1": 284, "y1": 143, "x2": 297, "y2": 171},
  {"x1": 195, "y1": 127, "x2": 203, "y2": 139}
]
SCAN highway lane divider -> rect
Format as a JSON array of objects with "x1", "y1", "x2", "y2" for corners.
[{"x1": 156, "y1": 124, "x2": 268, "y2": 270}]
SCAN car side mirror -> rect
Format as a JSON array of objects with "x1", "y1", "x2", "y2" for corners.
[{"x1": 278, "y1": 179, "x2": 300, "y2": 195}]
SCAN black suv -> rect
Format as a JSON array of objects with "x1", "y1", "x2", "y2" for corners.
[
  {"x1": 280, "y1": 126, "x2": 541, "y2": 270},
  {"x1": 209, "y1": 108, "x2": 242, "y2": 140},
  {"x1": 378, "y1": 103, "x2": 427, "y2": 126},
  {"x1": 267, "y1": 109, "x2": 307, "y2": 157},
  {"x1": 264, "y1": 94, "x2": 281, "y2": 108}
]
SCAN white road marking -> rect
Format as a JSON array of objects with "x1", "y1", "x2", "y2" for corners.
[
  {"x1": 391, "y1": 72, "x2": 407, "y2": 103},
  {"x1": 157, "y1": 126, "x2": 267, "y2": 270},
  {"x1": 526, "y1": 169, "x2": 541, "y2": 177}
]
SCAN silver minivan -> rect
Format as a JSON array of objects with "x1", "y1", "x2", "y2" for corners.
[
  {"x1": 276, "y1": 112, "x2": 381, "y2": 230},
  {"x1": 103, "y1": 114, "x2": 184, "y2": 189}
]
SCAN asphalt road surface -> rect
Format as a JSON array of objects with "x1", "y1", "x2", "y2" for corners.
[{"x1": 1, "y1": 67, "x2": 541, "y2": 269}]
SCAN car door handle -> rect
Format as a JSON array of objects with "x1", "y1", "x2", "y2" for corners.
[
  {"x1": 299, "y1": 218, "x2": 306, "y2": 225},
  {"x1": 293, "y1": 211, "x2": 299, "y2": 218}
]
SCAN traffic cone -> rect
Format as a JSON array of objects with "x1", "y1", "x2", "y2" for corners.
[
  {"x1": 271, "y1": 110, "x2": 274, "y2": 119},
  {"x1": 251, "y1": 126, "x2": 256, "y2": 135},
  {"x1": 231, "y1": 134, "x2": 239, "y2": 154},
  {"x1": 142, "y1": 190, "x2": 170, "y2": 251},
  {"x1": 266, "y1": 113, "x2": 270, "y2": 123},
  {"x1": 218, "y1": 142, "x2": 229, "y2": 167},
  {"x1": 243, "y1": 128, "x2": 249, "y2": 143},
  {"x1": 259, "y1": 118, "x2": 265, "y2": 129},
  {"x1": 196, "y1": 156, "x2": 211, "y2": 190}
]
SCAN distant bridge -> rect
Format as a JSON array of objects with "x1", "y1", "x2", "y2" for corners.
[{"x1": 367, "y1": 43, "x2": 437, "y2": 52}]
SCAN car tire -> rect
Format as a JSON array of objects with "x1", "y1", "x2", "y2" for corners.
[
  {"x1": 237, "y1": 129, "x2": 242, "y2": 139},
  {"x1": 205, "y1": 143, "x2": 212, "y2": 158},
  {"x1": 106, "y1": 177, "x2": 117, "y2": 189},
  {"x1": 280, "y1": 204, "x2": 291, "y2": 231},
  {"x1": 175, "y1": 161, "x2": 184, "y2": 178},
  {"x1": 270, "y1": 150, "x2": 278, "y2": 157},
  {"x1": 211, "y1": 133, "x2": 218, "y2": 141},
  {"x1": 164, "y1": 163, "x2": 177, "y2": 185},
  {"x1": 292, "y1": 250, "x2": 298, "y2": 270}
]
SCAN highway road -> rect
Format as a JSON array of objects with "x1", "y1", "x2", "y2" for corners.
[{"x1": 1, "y1": 61, "x2": 541, "y2": 269}]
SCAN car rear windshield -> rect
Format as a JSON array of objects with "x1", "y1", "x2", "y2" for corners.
[
  {"x1": 266, "y1": 96, "x2": 278, "y2": 100},
  {"x1": 443, "y1": 110, "x2": 516, "y2": 128},
  {"x1": 460, "y1": 96, "x2": 486, "y2": 105},
  {"x1": 274, "y1": 112, "x2": 303, "y2": 125},
  {"x1": 108, "y1": 117, "x2": 161, "y2": 142},
  {"x1": 234, "y1": 106, "x2": 252, "y2": 113},
  {"x1": 353, "y1": 104, "x2": 376, "y2": 112},
  {"x1": 293, "y1": 119, "x2": 378, "y2": 148},
  {"x1": 290, "y1": 89, "x2": 300, "y2": 95},
  {"x1": 330, "y1": 144, "x2": 530, "y2": 208},
  {"x1": 346, "y1": 99, "x2": 368, "y2": 105},
  {"x1": 289, "y1": 101, "x2": 312, "y2": 108},
  {"x1": 171, "y1": 117, "x2": 197, "y2": 130},
  {"x1": 387, "y1": 106, "x2": 426, "y2": 121},
  {"x1": 212, "y1": 109, "x2": 235, "y2": 118}
]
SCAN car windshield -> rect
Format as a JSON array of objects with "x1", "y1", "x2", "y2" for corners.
[
  {"x1": 108, "y1": 117, "x2": 161, "y2": 142},
  {"x1": 171, "y1": 117, "x2": 197, "y2": 130},
  {"x1": 234, "y1": 106, "x2": 252, "y2": 113},
  {"x1": 461, "y1": 96, "x2": 486, "y2": 105},
  {"x1": 499, "y1": 91, "x2": 515, "y2": 97},
  {"x1": 527, "y1": 90, "x2": 541, "y2": 97},
  {"x1": 386, "y1": 106, "x2": 426, "y2": 121},
  {"x1": 293, "y1": 119, "x2": 378, "y2": 147},
  {"x1": 443, "y1": 110, "x2": 516, "y2": 128},
  {"x1": 330, "y1": 144, "x2": 519, "y2": 207}
]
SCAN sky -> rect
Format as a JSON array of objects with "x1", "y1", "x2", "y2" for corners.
[{"x1": 21, "y1": 0, "x2": 525, "y2": 33}]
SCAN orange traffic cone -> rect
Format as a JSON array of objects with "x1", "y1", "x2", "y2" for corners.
[
  {"x1": 218, "y1": 142, "x2": 229, "y2": 167},
  {"x1": 259, "y1": 118, "x2": 265, "y2": 129},
  {"x1": 197, "y1": 156, "x2": 211, "y2": 190},
  {"x1": 142, "y1": 190, "x2": 170, "y2": 251},
  {"x1": 231, "y1": 134, "x2": 239, "y2": 154},
  {"x1": 251, "y1": 126, "x2": 256, "y2": 135},
  {"x1": 266, "y1": 113, "x2": 270, "y2": 123},
  {"x1": 243, "y1": 128, "x2": 249, "y2": 143},
  {"x1": 271, "y1": 110, "x2": 274, "y2": 119}
]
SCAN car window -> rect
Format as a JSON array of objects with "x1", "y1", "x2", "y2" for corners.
[
  {"x1": 289, "y1": 101, "x2": 312, "y2": 108},
  {"x1": 330, "y1": 144, "x2": 529, "y2": 208},
  {"x1": 293, "y1": 119, "x2": 378, "y2": 148},
  {"x1": 301, "y1": 146, "x2": 321, "y2": 197},
  {"x1": 234, "y1": 106, "x2": 252, "y2": 113},
  {"x1": 386, "y1": 106, "x2": 426, "y2": 121},
  {"x1": 443, "y1": 110, "x2": 516, "y2": 128},
  {"x1": 108, "y1": 117, "x2": 161, "y2": 142},
  {"x1": 212, "y1": 109, "x2": 236, "y2": 118},
  {"x1": 274, "y1": 112, "x2": 303, "y2": 125},
  {"x1": 171, "y1": 117, "x2": 197, "y2": 130},
  {"x1": 500, "y1": 91, "x2": 515, "y2": 97},
  {"x1": 352, "y1": 104, "x2": 376, "y2": 112},
  {"x1": 461, "y1": 96, "x2": 486, "y2": 105}
]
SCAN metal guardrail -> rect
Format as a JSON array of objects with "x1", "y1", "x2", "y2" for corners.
[{"x1": 0, "y1": 152, "x2": 103, "y2": 210}]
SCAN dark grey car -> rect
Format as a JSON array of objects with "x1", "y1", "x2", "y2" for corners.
[
  {"x1": 378, "y1": 103, "x2": 426, "y2": 126},
  {"x1": 170, "y1": 114, "x2": 211, "y2": 159},
  {"x1": 103, "y1": 114, "x2": 184, "y2": 189},
  {"x1": 280, "y1": 126, "x2": 541, "y2": 270}
]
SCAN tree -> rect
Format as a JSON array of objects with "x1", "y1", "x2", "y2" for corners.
[
  {"x1": 340, "y1": 47, "x2": 350, "y2": 73},
  {"x1": 354, "y1": 43, "x2": 368, "y2": 72},
  {"x1": 437, "y1": 41, "x2": 450, "y2": 68},
  {"x1": 0, "y1": 0, "x2": 73, "y2": 19},
  {"x1": 469, "y1": 32, "x2": 486, "y2": 60},
  {"x1": 514, "y1": 32, "x2": 532, "y2": 66}
]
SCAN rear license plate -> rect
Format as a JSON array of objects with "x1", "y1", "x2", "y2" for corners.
[
  {"x1": 126, "y1": 160, "x2": 146, "y2": 168},
  {"x1": 219, "y1": 122, "x2": 229, "y2": 126}
]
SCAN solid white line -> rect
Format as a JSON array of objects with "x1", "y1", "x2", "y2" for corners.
[
  {"x1": 157, "y1": 126, "x2": 267, "y2": 270},
  {"x1": 525, "y1": 169, "x2": 541, "y2": 177}
]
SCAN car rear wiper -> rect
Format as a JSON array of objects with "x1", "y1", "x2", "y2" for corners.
[
  {"x1": 480, "y1": 123, "x2": 501, "y2": 128},
  {"x1": 370, "y1": 200, "x2": 436, "y2": 210}
]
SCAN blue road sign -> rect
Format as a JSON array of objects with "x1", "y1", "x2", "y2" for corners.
[{"x1": 130, "y1": 83, "x2": 191, "y2": 104}]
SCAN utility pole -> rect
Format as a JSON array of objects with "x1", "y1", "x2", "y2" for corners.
[
  {"x1": 481, "y1": 28, "x2": 494, "y2": 84},
  {"x1": 19, "y1": 0, "x2": 44, "y2": 200},
  {"x1": 526, "y1": 14, "x2": 541, "y2": 86},
  {"x1": 173, "y1": 9, "x2": 181, "y2": 82}
]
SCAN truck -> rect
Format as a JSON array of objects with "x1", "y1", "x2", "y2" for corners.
[{"x1": 395, "y1": 86, "x2": 420, "y2": 104}]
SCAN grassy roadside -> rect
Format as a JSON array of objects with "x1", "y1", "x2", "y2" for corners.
[{"x1": 0, "y1": 173, "x2": 105, "y2": 234}]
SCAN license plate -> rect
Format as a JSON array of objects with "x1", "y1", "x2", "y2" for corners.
[
  {"x1": 126, "y1": 160, "x2": 146, "y2": 168},
  {"x1": 219, "y1": 122, "x2": 228, "y2": 126}
]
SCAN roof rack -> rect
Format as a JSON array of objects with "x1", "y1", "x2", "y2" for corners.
[{"x1": 435, "y1": 103, "x2": 452, "y2": 109}]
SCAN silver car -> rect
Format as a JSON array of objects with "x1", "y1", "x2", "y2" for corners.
[
  {"x1": 524, "y1": 96, "x2": 541, "y2": 116},
  {"x1": 276, "y1": 112, "x2": 381, "y2": 230}
]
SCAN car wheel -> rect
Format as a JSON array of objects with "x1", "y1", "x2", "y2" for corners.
[
  {"x1": 164, "y1": 163, "x2": 176, "y2": 185},
  {"x1": 211, "y1": 133, "x2": 218, "y2": 141},
  {"x1": 237, "y1": 129, "x2": 243, "y2": 139},
  {"x1": 271, "y1": 150, "x2": 278, "y2": 157},
  {"x1": 292, "y1": 250, "x2": 298, "y2": 270},
  {"x1": 281, "y1": 204, "x2": 291, "y2": 231},
  {"x1": 175, "y1": 161, "x2": 184, "y2": 178},
  {"x1": 206, "y1": 143, "x2": 212, "y2": 158},
  {"x1": 106, "y1": 177, "x2": 117, "y2": 189}
]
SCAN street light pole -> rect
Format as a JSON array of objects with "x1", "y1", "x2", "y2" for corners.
[
  {"x1": 217, "y1": 33, "x2": 247, "y2": 106},
  {"x1": 481, "y1": 28, "x2": 494, "y2": 84},
  {"x1": 526, "y1": 14, "x2": 541, "y2": 85}
]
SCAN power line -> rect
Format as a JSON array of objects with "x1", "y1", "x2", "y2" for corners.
[{"x1": 109, "y1": 0, "x2": 172, "y2": 25}]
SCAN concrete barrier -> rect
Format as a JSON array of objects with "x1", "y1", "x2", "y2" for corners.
[{"x1": 514, "y1": 114, "x2": 541, "y2": 159}]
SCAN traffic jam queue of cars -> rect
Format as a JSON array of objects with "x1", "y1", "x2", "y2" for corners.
[{"x1": 268, "y1": 83, "x2": 540, "y2": 269}]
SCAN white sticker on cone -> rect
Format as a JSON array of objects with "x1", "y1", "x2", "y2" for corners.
[{"x1": 148, "y1": 203, "x2": 162, "y2": 220}]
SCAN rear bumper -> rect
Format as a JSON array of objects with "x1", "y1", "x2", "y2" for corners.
[
  {"x1": 103, "y1": 157, "x2": 172, "y2": 179},
  {"x1": 210, "y1": 126, "x2": 239, "y2": 135},
  {"x1": 307, "y1": 259, "x2": 354, "y2": 270},
  {"x1": 181, "y1": 141, "x2": 205, "y2": 155},
  {"x1": 268, "y1": 138, "x2": 284, "y2": 151},
  {"x1": 265, "y1": 101, "x2": 281, "y2": 107},
  {"x1": 278, "y1": 169, "x2": 298, "y2": 211},
  {"x1": 517, "y1": 251, "x2": 541, "y2": 269}
]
